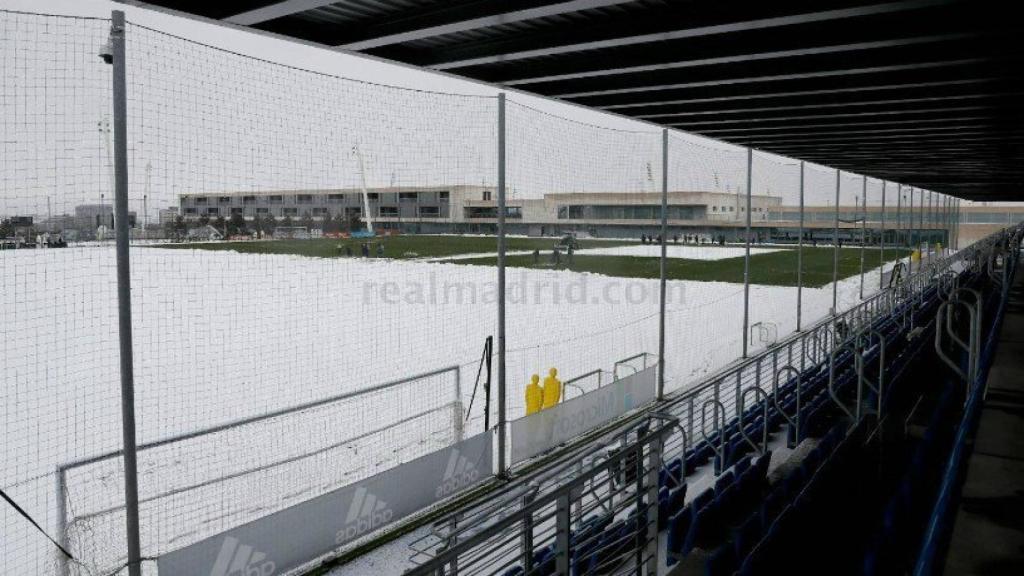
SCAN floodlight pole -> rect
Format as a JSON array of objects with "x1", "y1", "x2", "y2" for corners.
[
  {"x1": 796, "y1": 161, "x2": 804, "y2": 331},
  {"x1": 742, "y1": 148, "x2": 752, "y2": 358},
  {"x1": 657, "y1": 129, "x2": 668, "y2": 399},
  {"x1": 496, "y1": 93, "x2": 508, "y2": 477},
  {"x1": 832, "y1": 170, "x2": 840, "y2": 314},
  {"x1": 109, "y1": 10, "x2": 143, "y2": 576}
]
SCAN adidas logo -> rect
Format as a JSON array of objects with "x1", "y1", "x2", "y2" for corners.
[
  {"x1": 335, "y1": 486, "x2": 393, "y2": 544},
  {"x1": 209, "y1": 536, "x2": 276, "y2": 576},
  {"x1": 434, "y1": 448, "x2": 480, "y2": 499}
]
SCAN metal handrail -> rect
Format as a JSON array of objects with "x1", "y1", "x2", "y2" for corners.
[
  {"x1": 828, "y1": 338, "x2": 860, "y2": 423},
  {"x1": 701, "y1": 398, "x2": 728, "y2": 475},
  {"x1": 738, "y1": 386, "x2": 769, "y2": 456},
  {"x1": 773, "y1": 364, "x2": 803, "y2": 448}
]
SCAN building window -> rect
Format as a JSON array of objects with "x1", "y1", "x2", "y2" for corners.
[
  {"x1": 231, "y1": 207, "x2": 244, "y2": 215},
  {"x1": 327, "y1": 194, "x2": 345, "y2": 203},
  {"x1": 283, "y1": 207, "x2": 298, "y2": 216},
  {"x1": 195, "y1": 197, "x2": 208, "y2": 205},
  {"x1": 184, "y1": 207, "x2": 197, "y2": 215},
  {"x1": 297, "y1": 194, "x2": 313, "y2": 204},
  {"x1": 367, "y1": 193, "x2": 379, "y2": 201},
  {"x1": 256, "y1": 208, "x2": 269, "y2": 215},
  {"x1": 268, "y1": 195, "x2": 283, "y2": 204},
  {"x1": 439, "y1": 191, "x2": 450, "y2": 201},
  {"x1": 729, "y1": 206, "x2": 734, "y2": 212},
  {"x1": 345, "y1": 207, "x2": 362, "y2": 217},
  {"x1": 218, "y1": 196, "x2": 232, "y2": 205},
  {"x1": 482, "y1": 190, "x2": 492, "y2": 201},
  {"x1": 206, "y1": 207, "x2": 219, "y2": 215},
  {"x1": 399, "y1": 192, "x2": 418, "y2": 202},
  {"x1": 712, "y1": 206, "x2": 718, "y2": 212},
  {"x1": 419, "y1": 206, "x2": 440, "y2": 218},
  {"x1": 312, "y1": 207, "x2": 328, "y2": 216},
  {"x1": 242, "y1": 195, "x2": 256, "y2": 205},
  {"x1": 379, "y1": 206, "x2": 399, "y2": 217}
]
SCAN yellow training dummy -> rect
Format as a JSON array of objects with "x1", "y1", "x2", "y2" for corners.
[
  {"x1": 525, "y1": 374, "x2": 543, "y2": 416},
  {"x1": 542, "y1": 367, "x2": 562, "y2": 409}
]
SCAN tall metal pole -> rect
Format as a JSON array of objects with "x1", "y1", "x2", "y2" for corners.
[
  {"x1": 742, "y1": 148, "x2": 752, "y2": 357},
  {"x1": 832, "y1": 169, "x2": 840, "y2": 313},
  {"x1": 896, "y1": 184, "x2": 902, "y2": 251},
  {"x1": 109, "y1": 11, "x2": 142, "y2": 576},
  {"x1": 908, "y1": 186, "x2": 914, "y2": 275},
  {"x1": 859, "y1": 175, "x2": 866, "y2": 299},
  {"x1": 496, "y1": 93, "x2": 507, "y2": 477},
  {"x1": 918, "y1": 188, "x2": 924, "y2": 254},
  {"x1": 657, "y1": 129, "x2": 668, "y2": 398},
  {"x1": 796, "y1": 161, "x2": 805, "y2": 331},
  {"x1": 879, "y1": 181, "x2": 886, "y2": 290}
]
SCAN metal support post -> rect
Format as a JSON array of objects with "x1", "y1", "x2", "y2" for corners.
[
  {"x1": 880, "y1": 181, "x2": 886, "y2": 289},
  {"x1": 555, "y1": 494, "x2": 571, "y2": 576},
  {"x1": 496, "y1": 93, "x2": 507, "y2": 477},
  {"x1": 797, "y1": 161, "x2": 805, "y2": 330},
  {"x1": 742, "y1": 148, "x2": 753, "y2": 357},
  {"x1": 108, "y1": 11, "x2": 142, "y2": 576},
  {"x1": 860, "y1": 175, "x2": 867, "y2": 299},
  {"x1": 832, "y1": 169, "x2": 840, "y2": 313},
  {"x1": 658, "y1": 129, "x2": 668, "y2": 399},
  {"x1": 908, "y1": 187, "x2": 915, "y2": 275}
]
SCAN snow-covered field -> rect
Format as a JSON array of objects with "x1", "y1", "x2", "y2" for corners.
[
  {"x1": 575, "y1": 244, "x2": 784, "y2": 260},
  {"x1": 0, "y1": 245, "x2": 874, "y2": 575}
]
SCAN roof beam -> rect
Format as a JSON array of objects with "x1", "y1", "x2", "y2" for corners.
[
  {"x1": 553, "y1": 58, "x2": 985, "y2": 99},
  {"x1": 338, "y1": 0, "x2": 638, "y2": 51},
  {"x1": 692, "y1": 117, "x2": 1007, "y2": 136},
  {"x1": 502, "y1": 33, "x2": 972, "y2": 86},
  {"x1": 669, "y1": 104, "x2": 1000, "y2": 128},
  {"x1": 225, "y1": 1, "x2": 338, "y2": 26},
  {"x1": 430, "y1": 0, "x2": 957, "y2": 70},
  {"x1": 636, "y1": 92, "x2": 1016, "y2": 120},
  {"x1": 598, "y1": 78, "x2": 1003, "y2": 110}
]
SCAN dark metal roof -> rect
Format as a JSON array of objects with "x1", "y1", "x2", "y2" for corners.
[{"x1": 136, "y1": 0, "x2": 1024, "y2": 200}]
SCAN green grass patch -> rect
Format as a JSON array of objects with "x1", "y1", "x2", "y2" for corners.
[
  {"x1": 155, "y1": 236, "x2": 633, "y2": 260},
  {"x1": 451, "y1": 247, "x2": 911, "y2": 288}
]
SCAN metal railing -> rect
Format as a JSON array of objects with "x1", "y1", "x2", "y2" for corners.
[
  {"x1": 914, "y1": 226, "x2": 1021, "y2": 576},
  {"x1": 407, "y1": 416, "x2": 675, "y2": 576}
]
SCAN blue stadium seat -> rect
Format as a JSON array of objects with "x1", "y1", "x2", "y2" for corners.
[
  {"x1": 666, "y1": 506, "x2": 693, "y2": 565},
  {"x1": 714, "y1": 470, "x2": 735, "y2": 495},
  {"x1": 706, "y1": 543, "x2": 737, "y2": 576},
  {"x1": 732, "y1": 511, "x2": 762, "y2": 560}
]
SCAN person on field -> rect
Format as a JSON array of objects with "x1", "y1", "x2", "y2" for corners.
[
  {"x1": 525, "y1": 374, "x2": 543, "y2": 416},
  {"x1": 542, "y1": 367, "x2": 562, "y2": 409}
]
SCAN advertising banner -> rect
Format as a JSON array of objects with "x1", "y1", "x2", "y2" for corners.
[
  {"x1": 158, "y1": 432, "x2": 492, "y2": 576},
  {"x1": 510, "y1": 366, "x2": 656, "y2": 464}
]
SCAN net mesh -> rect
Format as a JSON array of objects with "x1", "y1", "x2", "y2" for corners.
[{"x1": 1, "y1": 5, "x2": 978, "y2": 576}]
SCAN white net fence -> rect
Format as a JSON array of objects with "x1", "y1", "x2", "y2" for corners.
[{"x1": 0, "y1": 6, "x2": 963, "y2": 576}]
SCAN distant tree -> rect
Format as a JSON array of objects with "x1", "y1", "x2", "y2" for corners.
[
  {"x1": 299, "y1": 211, "x2": 314, "y2": 231},
  {"x1": 213, "y1": 215, "x2": 227, "y2": 235},
  {"x1": 0, "y1": 218, "x2": 14, "y2": 238},
  {"x1": 281, "y1": 215, "x2": 293, "y2": 228},
  {"x1": 197, "y1": 214, "x2": 210, "y2": 227},
  {"x1": 349, "y1": 213, "x2": 362, "y2": 233},
  {"x1": 228, "y1": 213, "x2": 247, "y2": 236},
  {"x1": 321, "y1": 211, "x2": 335, "y2": 233},
  {"x1": 263, "y1": 214, "x2": 277, "y2": 233}
]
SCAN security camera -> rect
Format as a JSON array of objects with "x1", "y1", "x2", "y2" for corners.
[{"x1": 98, "y1": 38, "x2": 113, "y2": 64}]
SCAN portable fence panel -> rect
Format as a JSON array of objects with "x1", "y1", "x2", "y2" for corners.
[
  {"x1": 47, "y1": 21, "x2": 503, "y2": 575},
  {"x1": 0, "y1": 10, "x2": 118, "y2": 576},
  {"x1": 748, "y1": 150, "x2": 801, "y2": 353},
  {"x1": 663, "y1": 132, "x2": 750, "y2": 390},
  {"x1": 502, "y1": 99, "x2": 663, "y2": 433}
]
